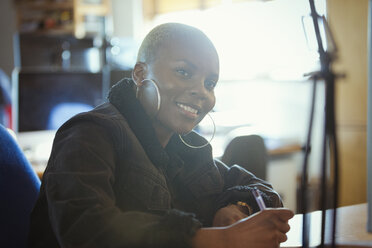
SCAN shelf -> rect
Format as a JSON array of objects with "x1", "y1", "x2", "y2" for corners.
[
  {"x1": 20, "y1": 27, "x2": 74, "y2": 35},
  {"x1": 16, "y1": 1, "x2": 74, "y2": 10},
  {"x1": 15, "y1": 0, "x2": 111, "y2": 38}
]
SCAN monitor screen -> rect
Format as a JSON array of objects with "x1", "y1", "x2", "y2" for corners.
[{"x1": 16, "y1": 70, "x2": 104, "y2": 132}]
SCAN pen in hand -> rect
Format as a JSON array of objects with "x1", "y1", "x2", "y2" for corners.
[{"x1": 252, "y1": 187, "x2": 266, "y2": 211}]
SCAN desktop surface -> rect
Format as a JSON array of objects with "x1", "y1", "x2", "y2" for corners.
[
  {"x1": 16, "y1": 130, "x2": 56, "y2": 177},
  {"x1": 283, "y1": 203, "x2": 372, "y2": 247}
]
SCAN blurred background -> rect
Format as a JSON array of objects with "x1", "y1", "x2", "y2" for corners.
[{"x1": 0, "y1": 0, "x2": 368, "y2": 213}]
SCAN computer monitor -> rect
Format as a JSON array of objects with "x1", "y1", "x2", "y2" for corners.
[
  {"x1": 13, "y1": 69, "x2": 104, "y2": 132},
  {"x1": 12, "y1": 69, "x2": 105, "y2": 169}
]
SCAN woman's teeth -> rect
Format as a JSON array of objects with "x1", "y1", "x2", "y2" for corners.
[{"x1": 177, "y1": 103, "x2": 198, "y2": 114}]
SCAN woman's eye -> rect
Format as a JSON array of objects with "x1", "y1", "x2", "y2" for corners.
[
  {"x1": 205, "y1": 80, "x2": 217, "y2": 90},
  {"x1": 176, "y1": 69, "x2": 190, "y2": 78}
]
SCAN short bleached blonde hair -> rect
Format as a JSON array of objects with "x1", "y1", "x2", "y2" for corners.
[{"x1": 136, "y1": 23, "x2": 217, "y2": 64}]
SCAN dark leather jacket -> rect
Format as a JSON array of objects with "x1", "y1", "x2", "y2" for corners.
[{"x1": 29, "y1": 79, "x2": 282, "y2": 248}]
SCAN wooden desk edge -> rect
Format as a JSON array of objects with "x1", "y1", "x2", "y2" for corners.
[{"x1": 268, "y1": 144, "x2": 303, "y2": 156}]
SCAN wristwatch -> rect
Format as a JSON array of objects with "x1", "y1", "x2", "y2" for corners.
[{"x1": 236, "y1": 201, "x2": 253, "y2": 216}]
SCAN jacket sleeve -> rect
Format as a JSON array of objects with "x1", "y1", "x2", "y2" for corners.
[
  {"x1": 213, "y1": 159, "x2": 283, "y2": 214},
  {"x1": 44, "y1": 118, "x2": 201, "y2": 248}
]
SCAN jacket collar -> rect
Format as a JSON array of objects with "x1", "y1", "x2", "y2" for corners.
[
  {"x1": 108, "y1": 78, "x2": 169, "y2": 169},
  {"x1": 107, "y1": 78, "x2": 214, "y2": 179}
]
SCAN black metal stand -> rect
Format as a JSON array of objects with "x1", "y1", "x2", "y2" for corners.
[{"x1": 301, "y1": 1, "x2": 341, "y2": 247}]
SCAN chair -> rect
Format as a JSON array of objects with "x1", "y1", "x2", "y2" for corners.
[
  {"x1": 0, "y1": 124, "x2": 41, "y2": 247},
  {"x1": 221, "y1": 134, "x2": 268, "y2": 180},
  {"x1": 0, "y1": 68, "x2": 11, "y2": 127}
]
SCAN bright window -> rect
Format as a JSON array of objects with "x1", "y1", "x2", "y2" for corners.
[{"x1": 144, "y1": 0, "x2": 327, "y2": 157}]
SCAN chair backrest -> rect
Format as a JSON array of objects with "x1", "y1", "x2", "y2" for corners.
[
  {"x1": 0, "y1": 124, "x2": 41, "y2": 247},
  {"x1": 221, "y1": 134, "x2": 267, "y2": 180}
]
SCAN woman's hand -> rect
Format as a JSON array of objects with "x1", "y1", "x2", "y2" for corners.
[
  {"x1": 223, "y1": 208, "x2": 294, "y2": 248},
  {"x1": 213, "y1": 204, "x2": 249, "y2": 227},
  {"x1": 193, "y1": 208, "x2": 294, "y2": 248}
]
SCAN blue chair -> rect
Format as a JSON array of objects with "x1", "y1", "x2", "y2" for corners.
[{"x1": 0, "y1": 124, "x2": 41, "y2": 247}]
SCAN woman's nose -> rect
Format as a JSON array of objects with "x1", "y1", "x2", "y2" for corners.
[{"x1": 189, "y1": 80, "x2": 208, "y2": 99}]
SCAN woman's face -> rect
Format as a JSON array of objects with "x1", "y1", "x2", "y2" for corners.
[{"x1": 141, "y1": 36, "x2": 219, "y2": 135}]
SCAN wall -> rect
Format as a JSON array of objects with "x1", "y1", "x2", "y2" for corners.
[
  {"x1": 327, "y1": 0, "x2": 368, "y2": 206},
  {"x1": 0, "y1": 0, "x2": 16, "y2": 78},
  {"x1": 112, "y1": 0, "x2": 143, "y2": 41}
]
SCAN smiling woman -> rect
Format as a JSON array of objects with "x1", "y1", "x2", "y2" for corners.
[
  {"x1": 133, "y1": 23, "x2": 219, "y2": 146},
  {"x1": 28, "y1": 23, "x2": 293, "y2": 248}
]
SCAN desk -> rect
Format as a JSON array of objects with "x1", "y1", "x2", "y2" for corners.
[
  {"x1": 283, "y1": 203, "x2": 372, "y2": 247},
  {"x1": 268, "y1": 144, "x2": 303, "y2": 156}
]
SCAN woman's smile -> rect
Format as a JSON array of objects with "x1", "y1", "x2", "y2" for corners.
[{"x1": 176, "y1": 102, "x2": 200, "y2": 120}]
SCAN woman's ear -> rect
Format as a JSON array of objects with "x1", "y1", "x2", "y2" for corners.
[{"x1": 132, "y1": 62, "x2": 147, "y2": 86}]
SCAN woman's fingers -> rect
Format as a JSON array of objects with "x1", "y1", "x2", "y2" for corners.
[
  {"x1": 271, "y1": 208, "x2": 295, "y2": 221},
  {"x1": 277, "y1": 230, "x2": 288, "y2": 243},
  {"x1": 269, "y1": 215, "x2": 291, "y2": 233},
  {"x1": 218, "y1": 208, "x2": 294, "y2": 248},
  {"x1": 213, "y1": 204, "x2": 248, "y2": 227}
]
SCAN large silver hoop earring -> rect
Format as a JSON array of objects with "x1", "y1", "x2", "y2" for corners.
[
  {"x1": 138, "y1": 78, "x2": 161, "y2": 113},
  {"x1": 179, "y1": 113, "x2": 216, "y2": 149}
]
